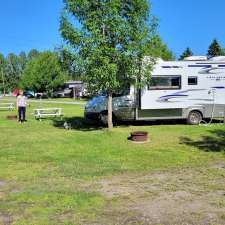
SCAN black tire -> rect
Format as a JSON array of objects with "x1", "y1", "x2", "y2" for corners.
[
  {"x1": 99, "y1": 113, "x2": 108, "y2": 126},
  {"x1": 187, "y1": 111, "x2": 202, "y2": 125},
  {"x1": 99, "y1": 111, "x2": 116, "y2": 126}
]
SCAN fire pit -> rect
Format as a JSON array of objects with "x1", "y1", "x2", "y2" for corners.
[
  {"x1": 129, "y1": 131, "x2": 148, "y2": 143},
  {"x1": 7, "y1": 115, "x2": 17, "y2": 120}
]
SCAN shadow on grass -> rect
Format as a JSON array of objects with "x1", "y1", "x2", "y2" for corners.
[
  {"x1": 53, "y1": 117, "x2": 187, "y2": 131},
  {"x1": 53, "y1": 116, "x2": 224, "y2": 132},
  {"x1": 53, "y1": 116, "x2": 104, "y2": 131},
  {"x1": 118, "y1": 119, "x2": 223, "y2": 127},
  {"x1": 180, "y1": 129, "x2": 225, "y2": 153}
]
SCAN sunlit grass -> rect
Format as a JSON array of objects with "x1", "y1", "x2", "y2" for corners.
[{"x1": 0, "y1": 98, "x2": 224, "y2": 224}]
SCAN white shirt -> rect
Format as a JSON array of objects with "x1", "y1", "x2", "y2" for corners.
[{"x1": 17, "y1": 95, "x2": 27, "y2": 107}]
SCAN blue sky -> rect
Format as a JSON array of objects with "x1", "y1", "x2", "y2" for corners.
[
  {"x1": 0, "y1": 0, "x2": 225, "y2": 58},
  {"x1": 0, "y1": 0, "x2": 62, "y2": 55},
  {"x1": 151, "y1": 0, "x2": 225, "y2": 57}
]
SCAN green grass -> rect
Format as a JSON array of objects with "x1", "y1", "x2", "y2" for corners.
[{"x1": 0, "y1": 99, "x2": 225, "y2": 224}]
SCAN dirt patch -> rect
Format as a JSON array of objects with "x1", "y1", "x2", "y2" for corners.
[
  {"x1": 134, "y1": 191, "x2": 225, "y2": 225},
  {"x1": 0, "y1": 181, "x2": 6, "y2": 188},
  {"x1": 0, "y1": 181, "x2": 15, "y2": 225},
  {"x1": 95, "y1": 166, "x2": 225, "y2": 225},
  {"x1": 212, "y1": 162, "x2": 225, "y2": 170},
  {"x1": 0, "y1": 181, "x2": 7, "y2": 200},
  {"x1": 0, "y1": 214, "x2": 12, "y2": 225},
  {"x1": 0, "y1": 192, "x2": 5, "y2": 199}
]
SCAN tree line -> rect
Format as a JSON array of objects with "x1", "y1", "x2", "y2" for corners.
[
  {"x1": 1, "y1": 37, "x2": 224, "y2": 97},
  {"x1": 179, "y1": 39, "x2": 225, "y2": 60},
  {"x1": 0, "y1": 48, "x2": 79, "y2": 95},
  {"x1": 0, "y1": 37, "x2": 174, "y2": 96}
]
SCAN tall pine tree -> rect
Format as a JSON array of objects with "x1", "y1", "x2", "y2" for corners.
[
  {"x1": 207, "y1": 39, "x2": 223, "y2": 57},
  {"x1": 179, "y1": 47, "x2": 193, "y2": 60}
]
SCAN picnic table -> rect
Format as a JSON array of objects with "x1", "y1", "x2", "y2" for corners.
[
  {"x1": 0, "y1": 103, "x2": 15, "y2": 111},
  {"x1": 34, "y1": 108, "x2": 63, "y2": 120}
]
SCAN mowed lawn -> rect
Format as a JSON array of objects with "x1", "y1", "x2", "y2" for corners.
[{"x1": 0, "y1": 99, "x2": 225, "y2": 225}]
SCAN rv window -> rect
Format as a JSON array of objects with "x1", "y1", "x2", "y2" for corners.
[
  {"x1": 148, "y1": 76, "x2": 181, "y2": 90},
  {"x1": 188, "y1": 77, "x2": 198, "y2": 85}
]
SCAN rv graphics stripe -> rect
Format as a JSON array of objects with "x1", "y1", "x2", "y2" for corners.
[
  {"x1": 158, "y1": 94, "x2": 188, "y2": 101},
  {"x1": 161, "y1": 66, "x2": 182, "y2": 68},
  {"x1": 211, "y1": 86, "x2": 225, "y2": 89},
  {"x1": 188, "y1": 65, "x2": 211, "y2": 68},
  {"x1": 158, "y1": 89, "x2": 207, "y2": 102},
  {"x1": 188, "y1": 65, "x2": 225, "y2": 68}
]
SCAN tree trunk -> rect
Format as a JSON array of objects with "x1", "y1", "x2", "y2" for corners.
[
  {"x1": 107, "y1": 91, "x2": 113, "y2": 129},
  {"x1": 73, "y1": 87, "x2": 76, "y2": 99}
]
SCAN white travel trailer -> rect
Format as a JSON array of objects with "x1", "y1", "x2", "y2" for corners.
[{"x1": 84, "y1": 56, "x2": 225, "y2": 125}]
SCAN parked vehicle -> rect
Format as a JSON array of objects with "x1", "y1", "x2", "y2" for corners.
[
  {"x1": 24, "y1": 90, "x2": 35, "y2": 98},
  {"x1": 53, "y1": 88, "x2": 72, "y2": 98},
  {"x1": 85, "y1": 56, "x2": 225, "y2": 125},
  {"x1": 35, "y1": 92, "x2": 48, "y2": 99}
]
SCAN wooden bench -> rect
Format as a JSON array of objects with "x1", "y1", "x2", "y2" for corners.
[
  {"x1": 34, "y1": 108, "x2": 63, "y2": 120},
  {"x1": 0, "y1": 103, "x2": 15, "y2": 111}
]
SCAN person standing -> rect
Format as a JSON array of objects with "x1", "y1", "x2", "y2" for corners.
[{"x1": 17, "y1": 90, "x2": 27, "y2": 123}]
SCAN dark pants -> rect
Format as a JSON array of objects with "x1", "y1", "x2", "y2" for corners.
[{"x1": 18, "y1": 107, "x2": 26, "y2": 122}]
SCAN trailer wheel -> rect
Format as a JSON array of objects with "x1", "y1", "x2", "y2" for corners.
[{"x1": 187, "y1": 111, "x2": 202, "y2": 125}]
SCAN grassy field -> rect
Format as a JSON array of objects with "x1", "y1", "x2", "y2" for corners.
[{"x1": 0, "y1": 98, "x2": 225, "y2": 225}]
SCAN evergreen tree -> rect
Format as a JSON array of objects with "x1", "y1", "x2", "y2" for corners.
[
  {"x1": 0, "y1": 52, "x2": 28, "y2": 93},
  {"x1": 27, "y1": 49, "x2": 40, "y2": 61},
  {"x1": 5, "y1": 53, "x2": 21, "y2": 90},
  {"x1": 221, "y1": 48, "x2": 225, "y2": 56},
  {"x1": 207, "y1": 39, "x2": 223, "y2": 57},
  {"x1": 179, "y1": 47, "x2": 193, "y2": 60},
  {"x1": 18, "y1": 51, "x2": 27, "y2": 71},
  {"x1": 0, "y1": 54, "x2": 7, "y2": 95},
  {"x1": 56, "y1": 47, "x2": 78, "y2": 79}
]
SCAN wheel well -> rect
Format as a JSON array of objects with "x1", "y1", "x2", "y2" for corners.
[
  {"x1": 188, "y1": 110, "x2": 203, "y2": 118},
  {"x1": 100, "y1": 110, "x2": 108, "y2": 115},
  {"x1": 100, "y1": 110, "x2": 117, "y2": 120}
]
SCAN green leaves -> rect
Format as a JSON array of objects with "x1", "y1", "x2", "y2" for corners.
[
  {"x1": 60, "y1": 0, "x2": 157, "y2": 94},
  {"x1": 60, "y1": 0, "x2": 157, "y2": 128},
  {"x1": 21, "y1": 51, "x2": 66, "y2": 94},
  {"x1": 145, "y1": 35, "x2": 174, "y2": 61},
  {"x1": 60, "y1": 14, "x2": 82, "y2": 48}
]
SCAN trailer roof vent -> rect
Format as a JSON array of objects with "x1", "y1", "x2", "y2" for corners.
[
  {"x1": 209, "y1": 56, "x2": 225, "y2": 61},
  {"x1": 183, "y1": 56, "x2": 207, "y2": 61}
]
